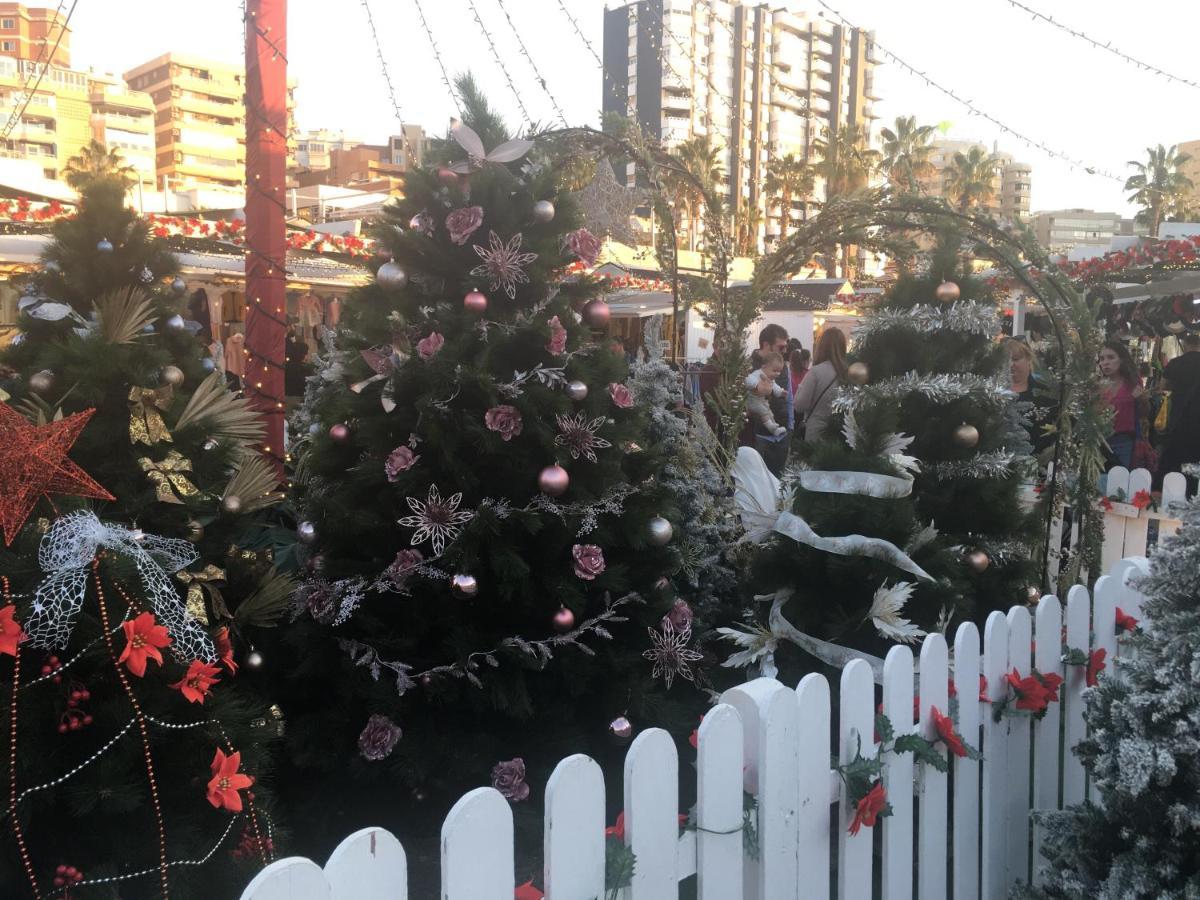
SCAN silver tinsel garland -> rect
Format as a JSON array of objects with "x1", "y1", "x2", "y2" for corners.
[
  {"x1": 833, "y1": 372, "x2": 1015, "y2": 413},
  {"x1": 925, "y1": 449, "x2": 1021, "y2": 480},
  {"x1": 852, "y1": 301, "x2": 1000, "y2": 348}
]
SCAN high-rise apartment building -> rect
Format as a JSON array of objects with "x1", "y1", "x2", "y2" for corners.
[
  {"x1": 87, "y1": 72, "x2": 155, "y2": 186},
  {"x1": 0, "y1": 3, "x2": 70, "y2": 67},
  {"x1": 0, "y1": 55, "x2": 89, "y2": 180},
  {"x1": 602, "y1": 0, "x2": 878, "y2": 250},
  {"x1": 1031, "y1": 208, "x2": 1121, "y2": 255},
  {"x1": 924, "y1": 138, "x2": 1032, "y2": 221},
  {"x1": 1177, "y1": 139, "x2": 1200, "y2": 214},
  {"x1": 295, "y1": 129, "x2": 361, "y2": 171}
]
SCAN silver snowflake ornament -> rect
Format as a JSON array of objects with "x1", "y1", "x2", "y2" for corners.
[
  {"x1": 643, "y1": 622, "x2": 703, "y2": 690},
  {"x1": 470, "y1": 230, "x2": 538, "y2": 300},
  {"x1": 554, "y1": 413, "x2": 612, "y2": 463},
  {"x1": 397, "y1": 484, "x2": 474, "y2": 556}
]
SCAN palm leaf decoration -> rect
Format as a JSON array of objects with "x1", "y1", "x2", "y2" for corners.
[
  {"x1": 174, "y1": 372, "x2": 265, "y2": 446},
  {"x1": 222, "y1": 450, "x2": 284, "y2": 513},
  {"x1": 234, "y1": 567, "x2": 297, "y2": 628},
  {"x1": 94, "y1": 287, "x2": 157, "y2": 344}
]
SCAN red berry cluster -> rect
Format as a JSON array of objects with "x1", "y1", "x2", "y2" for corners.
[
  {"x1": 39, "y1": 655, "x2": 62, "y2": 684},
  {"x1": 57, "y1": 681, "x2": 93, "y2": 734},
  {"x1": 230, "y1": 824, "x2": 273, "y2": 862},
  {"x1": 52, "y1": 863, "x2": 83, "y2": 887}
]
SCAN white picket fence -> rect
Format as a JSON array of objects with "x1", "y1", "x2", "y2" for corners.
[{"x1": 240, "y1": 557, "x2": 1152, "y2": 900}]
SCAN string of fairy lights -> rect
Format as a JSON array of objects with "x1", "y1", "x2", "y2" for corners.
[
  {"x1": 493, "y1": 0, "x2": 568, "y2": 127},
  {"x1": 1, "y1": 0, "x2": 77, "y2": 139},
  {"x1": 465, "y1": 0, "x2": 533, "y2": 127}
]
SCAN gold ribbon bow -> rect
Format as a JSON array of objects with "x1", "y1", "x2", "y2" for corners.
[
  {"x1": 176, "y1": 564, "x2": 228, "y2": 626},
  {"x1": 138, "y1": 450, "x2": 199, "y2": 504},
  {"x1": 129, "y1": 385, "x2": 174, "y2": 446}
]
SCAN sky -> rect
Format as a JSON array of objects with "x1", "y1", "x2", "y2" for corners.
[{"x1": 70, "y1": 0, "x2": 1200, "y2": 217}]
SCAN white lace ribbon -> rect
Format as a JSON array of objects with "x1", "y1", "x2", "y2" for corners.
[{"x1": 26, "y1": 511, "x2": 216, "y2": 662}]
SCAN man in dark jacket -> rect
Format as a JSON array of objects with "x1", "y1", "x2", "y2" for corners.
[{"x1": 750, "y1": 323, "x2": 791, "y2": 475}]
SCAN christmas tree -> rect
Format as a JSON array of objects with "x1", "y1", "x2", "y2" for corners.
[
  {"x1": 272, "y1": 90, "x2": 721, "y2": 870},
  {"x1": 726, "y1": 235, "x2": 1039, "y2": 678},
  {"x1": 0, "y1": 162, "x2": 288, "y2": 897},
  {"x1": 1023, "y1": 473, "x2": 1200, "y2": 897}
]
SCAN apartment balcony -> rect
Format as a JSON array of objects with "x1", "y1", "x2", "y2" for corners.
[
  {"x1": 172, "y1": 73, "x2": 242, "y2": 102},
  {"x1": 171, "y1": 159, "x2": 245, "y2": 184},
  {"x1": 173, "y1": 93, "x2": 243, "y2": 122}
]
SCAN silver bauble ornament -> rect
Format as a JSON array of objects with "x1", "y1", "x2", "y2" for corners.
[
  {"x1": 1025, "y1": 585, "x2": 1041, "y2": 604},
  {"x1": 160, "y1": 365, "x2": 185, "y2": 387},
  {"x1": 847, "y1": 361, "x2": 870, "y2": 385},
  {"x1": 376, "y1": 261, "x2": 409, "y2": 290},
  {"x1": 565, "y1": 380, "x2": 589, "y2": 401},
  {"x1": 582, "y1": 299, "x2": 611, "y2": 329},
  {"x1": 538, "y1": 464, "x2": 569, "y2": 497},
  {"x1": 200, "y1": 357, "x2": 216, "y2": 373},
  {"x1": 221, "y1": 494, "x2": 243, "y2": 515},
  {"x1": 137, "y1": 266, "x2": 154, "y2": 284},
  {"x1": 297, "y1": 521, "x2": 318, "y2": 544},
  {"x1": 44, "y1": 259, "x2": 60, "y2": 274},
  {"x1": 202, "y1": 437, "x2": 219, "y2": 451},
  {"x1": 532, "y1": 199, "x2": 556, "y2": 223},
  {"x1": 96, "y1": 237, "x2": 114, "y2": 254},
  {"x1": 246, "y1": 649, "x2": 264, "y2": 670},
  {"x1": 141, "y1": 323, "x2": 156, "y2": 334},
  {"x1": 450, "y1": 574, "x2": 479, "y2": 598},
  {"x1": 171, "y1": 276, "x2": 187, "y2": 295},
  {"x1": 552, "y1": 606, "x2": 576, "y2": 633},
  {"x1": 608, "y1": 716, "x2": 633, "y2": 743},
  {"x1": 308, "y1": 422, "x2": 322, "y2": 436},
  {"x1": 935, "y1": 280, "x2": 961, "y2": 303},
  {"x1": 463, "y1": 290, "x2": 487, "y2": 313},
  {"x1": 28, "y1": 369, "x2": 55, "y2": 395},
  {"x1": 647, "y1": 516, "x2": 674, "y2": 546},
  {"x1": 966, "y1": 550, "x2": 990, "y2": 573},
  {"x1": 953, "y1": 424, "x2": 980, "y2": 449},
  {"x1": 163, "y1": 314, "x2": 186, "y2": 333},
  {"x1": 329, "y1": 423, "x2": 351, "y2": 443}
]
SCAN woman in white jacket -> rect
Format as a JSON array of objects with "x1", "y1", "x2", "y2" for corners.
[{"x1": 793, "y1": 328, "x2": 847, "y2": 441}]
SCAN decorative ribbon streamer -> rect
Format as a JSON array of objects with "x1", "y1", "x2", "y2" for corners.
[
  {"x1": 767, "y1": 589, "x2": 887, "y2": 681},
  {"x1": 25, "y1": 511, "x2": 216, "y2": 662},
  {"x1": 176, "y1": 564, "x2": 228, "y2": 626},
  {"x1": 138, "y1": 451, "x2": 199, "y2": 504},
  {"x1": 797, "y1": 469, "x2": 914, "y2": 499},
  {"x1": 128, "y1": 386, "x2": 174, "y2": 446}
]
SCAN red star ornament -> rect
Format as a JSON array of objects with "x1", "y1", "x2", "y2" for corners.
[{"x1": 0, "y1": 401, "x2": 114, "y2": 545}]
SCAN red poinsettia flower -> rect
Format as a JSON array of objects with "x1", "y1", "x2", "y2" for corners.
[
  {"x1": 0, "y1": 605, "x2": 25, "y2": 657},
  {"x1": 1086, "y1": 648, "x2": 1107, "y2": 688},
  {"x1": 118, "y1": 612, "x2": 171, "y2": 677},
  {"x1": 1005, "y1": 669, "x2": 1050, "y2": 714},
  {"x1": 605, "y1": 811, "x2": 625, "y2": 841},
  {"x1": 170, "y1": 659, "x2": 222, "y2": 704},
  {"x1": 947, "y1": 678, "x2": 958, "y2": 699},
  {"x1": 514, "y1": 880, "x2": 544, "y2": 900},
  {"x1": 1115, "y1": 607, "x2": 1139, "y2": 633},
  {"x1": 848, "y1": 781, "x2": 887, "y2": 836},
  {"x1": 978, "y1": 674, "x2": 989, "y2": 702},
  {"x1": 931, "y1": 706, "x2": 967, "y2": 758},
  {"x1": 1039, "y1": 672, "x2": 1064, "y2": 703},
  {"x1": 214, "y1": 626, "x2": 238, "y2": 675},
  {"x1": 1131, "y1": 489, "x2": 1153, "y2": 510},
  {"x1": 689, "y1": 728, "x2": 699, "y2": 749},
  {"x1": 1099, "y1": 497, "x2": 1114, "y2": 511},
  {"x1": 206, "y1": 748, "x2": 254, "y2": 812}
]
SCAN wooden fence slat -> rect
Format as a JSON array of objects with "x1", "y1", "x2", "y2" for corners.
[
  {"x1": 980, "y1": 611, "x2": 1010, "y2": 900},
  {"x1": 1062, "y1": 585, "x2": 1091, "y2": 807},
  {"x1": 721, "y1": 678, "x2": 800, "y2": 900},
  {"x1": 441, "y1": 788, "x2": 513, "y2": 900},
  {"x1": 1031, "y1": 596, "x2": 1064, "y2": 886},
  {"x1": 696, "y1": 704, "x2": 744, "y2": 900},
  {"x1": 917, "y1": 634, "x2": 950, "y2": 900},
  {"x1": 1160, "y1": 472, "x2": 1189, "y2": 541},
  {"x1": 239, "y1": 858, "x2": 331, "y2": 900},
  {"x1": 838, "y1": 659, "x2": 876, "y2": 900},
  {"x1": 795, "y1": 674, "x2": 831, "y2": 900},
  {"x1": 544, "y1": 754, "x2": 604, "y2": 900},
  {"x1": 1122, "y1": 468, "x2": 1154, "y2": 558},
  {"x1": 881, "y1": 645, "x2": 914, "y2": 900},
  {"x1": 1005, "y1": 607, "x2": 1033, "y2": 889},
  {"x1": 1100, "y1": 466, "x2": 1131, "y2": 572},
  {"x1": 952, "y1": 622, "x2": 981, "y2": 900},
  {"x1": 325, "y1": 828, "x2": 407, "y2": 900},
  {"x1": 624, "y1": 728, "x2": 680, "y2": 900}
]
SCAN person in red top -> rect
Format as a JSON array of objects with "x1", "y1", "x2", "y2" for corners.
[
  {"x1": 788, "y1": 345, "x2": 811, "y2": 396},
  {"x1": 1098, "y1": 339, "x2": 1146, "y2": 469}
]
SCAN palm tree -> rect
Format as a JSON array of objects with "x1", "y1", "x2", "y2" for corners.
[
  {"x1": 1125, "y1": 144, "x2": 1194, "y2": 237},
  {"x1": 763, "y1": 154, "x2": 815, "y2": 242},
  {"x1": 945, "y1": 145, "x2": 1001, "y2": 212},
  {"x1": 667, "y1": 135, "x2": 725, "y2": 251},
  {"x1": 63, "y1": 140, "x2": 137, "y2": 191},
  {"x1": 734, "y1": 202, "x2": 762, "y2": 256},
  {"x1": 812, "y1": 124, "x2": 879, "y2": 201},
  {"x1": 878, "y1": 116, "x2": 935, "y2": 192}
]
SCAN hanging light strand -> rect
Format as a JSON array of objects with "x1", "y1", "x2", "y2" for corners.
[
  {"x1": 466, "y1": 0, "x2": 533, "y2": 128},
  {"x1": 493, "y1": 0, "x2": 568, "y2": 126}
]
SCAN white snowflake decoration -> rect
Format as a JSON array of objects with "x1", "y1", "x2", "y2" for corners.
[
  {"x1": 643, "y1": 622, "x2": 703, "y2": 689},
  {"x1": 396, "y1": 484, "x2": 474, "y2": 555},
  {"x1": 470, "y1": 230, "x2": 538, "y2": 300},
  {"x1": 554, "y1": 413, "x2": 612, "y2": 463}
]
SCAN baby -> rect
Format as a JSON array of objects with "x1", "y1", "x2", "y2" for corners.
[{"x1": 745, "y1": 352, "x2": 787, "y2": 436}]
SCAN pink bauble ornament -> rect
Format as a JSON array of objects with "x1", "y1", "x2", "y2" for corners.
[
  {"x1": 437, "y1": 167, "x2": 459, "y2": 187},
  {"x1": 935, "y1": 280, "x2": 961, "y2": 303},
  {"x1": 464, "y1": 290, "x2": 488, "y2": 313},
  {"x1": 608, "y1": 716, "x2": 633, "y2": 742},
  {"x1": 329, "y1": 423, "x2": 350, "y2": 443},
  {"x1": 552, "y1": 606, "x2": 576, "y2": 633},
  {"x1": 582, "y1": 298, "x2": 611, "y2": 328},
  {"x1": 538, "y1": 464, "x2": 569, "y2": 497}
]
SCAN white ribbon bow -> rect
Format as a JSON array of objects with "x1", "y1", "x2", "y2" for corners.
[{"x1": 26, "y1": 511, "x2": 216, "y2": 663}]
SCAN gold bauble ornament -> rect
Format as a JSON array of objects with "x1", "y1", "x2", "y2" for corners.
[
  {"x1": 953, "y1": 424, "x2": 980, "y2": 448},
  {"x1": 847, "y1": 362, "x2": 870, "y2": 385},
  {"x1": 966, "y1": 550, "x2": 990, "y2": 573},
  {"x1": 935, "y1": 280, "x2": 961, "y2": 303},
  {"x1": 160, "y1": 365, "x2": 185, "y2": 387}
]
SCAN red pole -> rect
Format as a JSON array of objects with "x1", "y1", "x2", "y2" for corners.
[{"x1": 244, "y1": 0, "x2": 287, "y2": 473}]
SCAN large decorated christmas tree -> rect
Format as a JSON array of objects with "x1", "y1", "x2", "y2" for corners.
[
  {"x1": 273, "y1": 92, "x2": 724, "y2": 863},
  {"x1": 726, "y1": 234, "x2": 1039, "y2": 678},
  {"x1": 0, "y1": 164, "x2": 287, "y2": 897}
]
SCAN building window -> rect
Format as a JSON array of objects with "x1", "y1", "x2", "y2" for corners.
[
  {"x1": 0, "y1": 19, "x2": 13, "y2": 29},
  {"x1": 0, "y1": 41, "x2": 14, "y2": 52}
]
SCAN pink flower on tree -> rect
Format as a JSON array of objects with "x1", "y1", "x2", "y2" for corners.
[
  {"x1": 572, "y1": 544, "x2": 605, "y2": 581},
  {"x1": 491, "y1": 757, "x2": 530, "y2": 802},
  {"x1": 485, "y1": 405, "x2": 523, "y2": 442},
  {"x1": 661, "y1": 598, "x2": 693, "y2": 633},
  {"x1": 417, "y1": 332, "x2": 444, "y2": 359},
  {"x1": 546, "y1": 315, "x2": 567, "y2": 355},
  {"x1": 564, "y1": 228, "x2": 602, "y2": 266},
  {"x1": 445, "y1": 206, "x2": 484, "y2": 246},
  {"x1": 608, "y1": 382, "x2": 634, "y2": 409},
  {"x1": 385, "y1": 445, "x2": 420, "y2": 481}
]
